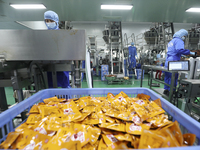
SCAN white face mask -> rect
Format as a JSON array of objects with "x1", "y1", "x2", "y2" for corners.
[
  {"x1": 46, "y1": 22, "x2": 57, "y2": 29},
  {"x1": 181, "y1": 36, "x2": 185, "y2": 41}
]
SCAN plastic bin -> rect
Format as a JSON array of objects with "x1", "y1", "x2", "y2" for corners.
[
  {"x1": 0, "y1": 88, "x2": 200, "y2": 150},
  {"x1": 101, "y1": 65, "x2": 109, "y2": 71}
]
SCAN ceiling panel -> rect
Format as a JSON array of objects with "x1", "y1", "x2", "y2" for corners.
[{"x1": 0, "y1": 0, "x2": 200, "y2": 23}]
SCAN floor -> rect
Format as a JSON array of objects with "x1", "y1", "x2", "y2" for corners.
[{"x1": 81, "y1": 74, "x2": 164, "y2": 89}]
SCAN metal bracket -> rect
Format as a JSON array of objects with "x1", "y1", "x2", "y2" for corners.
[{"x1": 0, "y1": 54, "x2": 7, "y2": 67}]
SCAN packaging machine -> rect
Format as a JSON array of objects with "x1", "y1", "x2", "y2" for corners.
[{"x1": 0, "y1": 30, "x2": 88, "y2": 111}]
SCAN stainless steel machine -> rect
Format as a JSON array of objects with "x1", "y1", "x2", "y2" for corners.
[
  {"x1": 178, "y1": 57, "x2": 200, "y2": 121},
  {"x1": 0, "y1": 30, "x2": 87, "y2": 111},
  {"x1": 102, "y1": 21, "x2": 124, "y2": 75}
]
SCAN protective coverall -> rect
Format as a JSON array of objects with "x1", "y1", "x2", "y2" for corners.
[
  {"x1": 164, "y1": 29, "x2": 190, "y2": 91},
  {"x1": 44, "y1": 10, "x2": 70, "y2": 88},
  {"x1": 128, "y1": 45, "x2": 137, "y2": 69}
]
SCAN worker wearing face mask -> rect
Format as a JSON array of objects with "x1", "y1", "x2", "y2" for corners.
[
  {"x1": 44, "y1": 10, "x2": 70, "y2": 88},
  {"x1": 163, "y1": 29, "x2": 196, "y2": 96},
  {"x1": 44, "y1": 10, "x2": 59, "y2": 30}
]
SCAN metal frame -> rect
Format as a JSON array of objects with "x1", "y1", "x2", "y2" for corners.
[{"x1": 140, "y1": 65, "x2": 178, "y2": 103}]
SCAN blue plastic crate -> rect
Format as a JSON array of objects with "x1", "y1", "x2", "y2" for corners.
[
  {"x1": 0, "y1": 88, "x2": 200, "y2": 150},
  {"x1": 136, "y1": 69, "x2": 145, "y2": 79},
  {"x1": 101, "y1": 70, "x2": 109, "y2": 74},
  {"x1": 101, "y1": 65, "x2": 109, "y2": 71}
]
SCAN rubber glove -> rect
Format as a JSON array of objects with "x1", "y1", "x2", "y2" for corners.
[
  {"x1": 181, "y1": 55, "x2": 186, "y2": 57},
  {"x1": 190, "y1": 52, "x2": 195, "y2": 55}
]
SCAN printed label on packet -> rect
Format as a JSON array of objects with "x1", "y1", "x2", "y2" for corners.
[
  {"x1": 23, "y1": 142, "x2": 35, "y2": 150},
  {"x1": 129, "y1": 124, "x2": 142, "y2": 132},
  {"x1": 132, "y1": 116, "x2": 141, "y2": 124},
  {"x1": 131, "y1": 111, "x2": 136, "y2": 115},
  {"x1": 118, "y1": 96, "x2": 125, "y2": 102},
  {"x1": 34, "y1": 127, "x2": 47, "y2": 135},
  {"x1": 71, "y1": 132, "x2": 85, "y2": 143},
  {"x1": 106, "y1": 134, "x2": 118, "y2": 143},
  {"x1": 63, "y1": 108, "x2": 73, "y2": 115},
  {"x1": 135, "y1": 100, "x2": 145, "y2": 105}
]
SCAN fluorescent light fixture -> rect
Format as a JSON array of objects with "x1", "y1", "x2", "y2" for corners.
[
  {"x1": 186, "y1": 8, "x2": 200, "y2": 12},
  {"x1": 101, "y1": 5, "x2": 133, "y2": 10},
  {"x1": 10, "y1": 4, "x2": 46, "y2": 9}
]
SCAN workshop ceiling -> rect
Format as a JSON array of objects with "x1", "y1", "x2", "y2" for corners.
[{"x1": 1, "y1": 0, "x2": 200, "y2": 29}]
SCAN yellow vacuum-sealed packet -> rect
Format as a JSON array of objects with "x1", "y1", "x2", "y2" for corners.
[
  {"x1": 88, "y1": 126, "x2": 101, "y2": 145},
  {"x1": 114, "y1": 133, "x2": 132, "y2": 142},
  {"x1": 74, "y1": 112, "x2": 91, "y2": 122},
  {"x1": 158, "y1": 128, "x2": 180, "y2": 147},
  {"x1": 132, "y1": 103, "x2": 149, "y2": 121},
  {"x1": 71, "y1": 124, "x2": 91, "y2": 147},
  {"x1": 98, "y1": 138, "x2": 109, "y2": 150},
  {"x1": 129, "y1": 113, "x2": 142, "y2": 125},
  {"x1": 0, "y1": 132, "x2": 20, "y2": 149},
  {"x1": 43, "y1": 96, "x2": 59, "y2": 104},
  {"x1": 168, "y1": 120, "x2": 183, "y2": 146},
  {"x1": 29, "y1": 105, "x2": 39, "y2": 114},
  {"x1": 126, "y1": 122, "x2": 151, "y2": 135},
  {"x1": 81, "y1": 112, "x2": 99, "y2": 125},
  {"x1": 147, "y1": 114, "x2": 172, "y2": 128},
  {"x1": 102, "y1": 134, "x2": 119, "y2": 149},
  {"x1": 183, "y1": 133, "x2": 196, "y2": 146},
  {"x1": 137, "y1": 93, "x2": 151, "y2": 100},
  {"x1": 147, "y1": 101, "x2": 165, "y2": 118},
  {"x1": 105, "y1": 116, "x2": 116, "y2": 123},
  {"x1": 139, "y1": 129, "x2": 166, "y2": 149},
  {"x1": 82, "y1": 105, "x2": 96, "y2": 113},
  {"x1": 99, "y1": 123, "x2": 126, "y2": 132},
  {"x1": 46, "y1": 115, "x2": 62, "y2": 131},
  {"x1": 26, "y1": 114, "x2": 42, "y2": 124},
  {"x1": 61, "y1": 101, "x2": 82, "y2": 122},
  {"x1": 60, "y1": 141, "x2": 81, "y2": 150},
  {"x1": 153, "y1": 98, "x2": 162, "y2": 108},
  {"x1": 82, "y1": 140, "x2": 99, "y2": 150}
]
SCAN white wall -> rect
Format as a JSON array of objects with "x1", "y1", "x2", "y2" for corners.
[{"x1": 7, "y1": 21, "x2": 195, "y2": 50}]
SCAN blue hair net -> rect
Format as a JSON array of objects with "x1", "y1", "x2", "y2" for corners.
[
  {"x1": 173, "y1": 29, "x2": 188, "y2": 38},
  {"x1": 44, "y1": 10, "x2": 59, "y2": 30},
  {"x1": 131, "y1": 42, "x2": 134, "y2": 45}
]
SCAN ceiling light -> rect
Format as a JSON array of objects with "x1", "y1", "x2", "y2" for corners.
[
  {"x1": 10, "y1": 4, "x2": 46, "y2": 9},
  {"x1": 101, "y1": 5, "x2": 133, "y2": 10},
  {"x1": 186, "y1": 8, "x2": 200, "y2": 12}
]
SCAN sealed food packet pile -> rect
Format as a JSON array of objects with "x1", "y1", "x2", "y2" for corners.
[{"x1": 0, "y1": 92, "x2": 196, "y2": 150}]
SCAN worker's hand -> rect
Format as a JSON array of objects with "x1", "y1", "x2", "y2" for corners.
[
  {"x1": 191, "y1": 50, "x2": 200, "y2": 56},
  {"x1": 190, "y1": 52, "x2": 195, "y2": 55}
]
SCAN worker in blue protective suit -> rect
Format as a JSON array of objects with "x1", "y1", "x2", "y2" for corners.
[
  {"x1": 163, "y1": 29, "x2": 195, "y2": 96},
  {"x1": 44, "y1": 10, "x2": 70, "y2": 88},
  {"x1": 128, "y1": 42, "x2": 137, "y2": 69}
]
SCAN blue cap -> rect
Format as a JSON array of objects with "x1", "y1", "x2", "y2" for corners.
[
  {"x1": 44, "y1": 10, "x2": 59, "y2": 23},
  {"x1": 44, "y1": 10, "x2": 59, "y2": 30},
  {"x1": 131, "y1": 42, "x2": 134, "y2": 45},
  {"x1": 173, "y1": 29, "x2": 188, "y2": 38}
]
